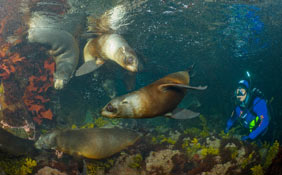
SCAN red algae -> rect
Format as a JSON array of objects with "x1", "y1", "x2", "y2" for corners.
[
  {"x1": 23, "y1": 57, "x2": 55, "y2": 124},
  {"x1": 0, "y1": 0, "x2": 56, "y2": 126}
]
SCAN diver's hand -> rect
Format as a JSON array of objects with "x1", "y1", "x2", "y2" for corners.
[
  {"x1": 224, "y1": 126, "x2": 231, "y2": 134},
  {"x1": 241, "y1": 136, "x2": 249, "y2": 141}
]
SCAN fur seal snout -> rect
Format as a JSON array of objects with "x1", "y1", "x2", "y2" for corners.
[{"x1": 101, "y1": 70, "x2": 207, "y2": 119}]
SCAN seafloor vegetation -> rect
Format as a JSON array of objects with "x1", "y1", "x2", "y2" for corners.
[
  {"x1": 0, "y1": 114, "x2": 281, "y2": 175},
  {"x1": 0, "y1": 0, "x2": 281, "y2": 175}
]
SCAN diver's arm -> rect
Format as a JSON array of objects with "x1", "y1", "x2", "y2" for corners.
[
  {"x1": 248, "y1": 99, "x2": 270, "y2": 140},
  {"x1": 225, "y1": 106, "x2": 240, "y2": 132}
]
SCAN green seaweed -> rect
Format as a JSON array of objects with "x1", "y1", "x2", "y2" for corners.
[
  {"x1": 182, "y1": 137, "x2": 202, "y2": 158},
  {"x1": 251, "y1": 164, "x2": 264, "y2": 175},
  {"x1": 108, "y1": 118, "x2": 120, "y2": 126},
  {"x1": 263, "y1": 140, "x2": 279, "y2": 169},
  {"x1": 241, "y1": 151, "x2": 255, "y2": 169},
  {"x1": 128, "y1": 154, "x2": 143, "y2": 169},
  {"x1": 151, "y1": 134, "x2": 177, "y2": 145},
  {"x1": 199, "y1": 115, "x2": 210, "y2": 138},
  {"x1": 86, "y1": 159, "x2": 114, "y2": 175},
  {"x1": 200, "y1": 147, "x2": 219, "y2": 158},
  {"x1": 93, "y1": 117, "x2": 109, "y2": 128},
  {"x1": 230, "y1": 147, "x2": 239, "y2": 160},
  {"x1": 71, "y1": 116, "x2": 110, "y2": 129},
  {"x1": 0, "y1": 157, "x2": 37, "y2": 175}
]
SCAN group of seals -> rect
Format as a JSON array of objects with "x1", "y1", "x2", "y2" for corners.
[
  {"x1": 26, "y1": 2, "x2": 140, "y2": 90},
  {"x1": 21, "y1": 0, "x2": 144, "y2": 160},
  {"x1": 26, "y1": 1, "x2": 208, "y2": 160},
  {"x1": 34, "y1": 68, "x2": 207, "y2": 160}
]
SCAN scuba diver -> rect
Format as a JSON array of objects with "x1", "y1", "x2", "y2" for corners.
[{"x1": 224, "y1": 73, "x2": 270, "y2": 141}]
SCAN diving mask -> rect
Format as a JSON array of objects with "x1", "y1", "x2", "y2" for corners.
[{"x1": 235, "y1": 88, "x2": 247, "y2": 97}]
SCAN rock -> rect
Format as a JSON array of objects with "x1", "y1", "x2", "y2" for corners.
[
  {"x1": 145, "y1": 149, "x2": 180, "y2": 175},
  {"x1": 201, "y1": 161, "x2": 232, "y2": 175},
  {"x1": 108, "y1": 153, "x2": 143, "y2": 175},
  {"x1": 35, "y1": 166, "x2": 67, "y2": 175}
]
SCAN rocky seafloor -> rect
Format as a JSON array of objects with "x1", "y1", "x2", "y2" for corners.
[{"x1": 0, "y1": 114, "x2": 281, "y2": 175}]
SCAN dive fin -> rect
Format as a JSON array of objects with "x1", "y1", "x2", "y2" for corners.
[
  {"x1": 75, "y1": 60, "x2": 102, "y2": 76},
  {"x1": 159, "y1": 83, "x2": 208, "y2": 91},
  {"x1": 166, "y1": 108, "x2": 200, "y2": 120}
]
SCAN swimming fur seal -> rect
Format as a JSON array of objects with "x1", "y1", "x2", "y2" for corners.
[
  {"x1": 101, "y1": 69, "x2": 207, "y2": 119},
  {"x1": 27, "y1": 13, "x2": 79, "y2": 90},
  {"x1": 35, "y1": 128, "x2": 141, "y2": 159},
  {"x1": 0, "y1": 128, "x2": 37, "y2": 156},
  {"x1": 75, "y1": 33, "x2": 139, "y2": 76},
  {"x1": 75, "y1": 5, "x2": 140, "y2": 76}
]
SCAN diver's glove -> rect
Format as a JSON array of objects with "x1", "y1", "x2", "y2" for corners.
[
  {"x1": 224, "y1": 127, "x2": 230, "y2": 134},
  {"x1": 225, "y1": 119, "x2": 233, "y2": 134},
  {"x1": 241, "y1": 136, "x2": 249, "y2": 141}
]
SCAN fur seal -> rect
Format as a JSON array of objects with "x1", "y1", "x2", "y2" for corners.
[
  {"x1": 75, "y1": 34, "x2": 139, "y2": 76},
  {"x1": 0, "y1": 128, "x2": 37, "y2": 156},
  {"x1": 35, "y1": 128, "x2": 141, "y2": 159},
  {"x1": 27, "y1": 13, "x2": 79, "y2": 90},
  {"x1": 75, "y1": 34, "x2": 139, "y2": 77},
  {"x1": 101, "y1": 69, "x2": 207, "y2": 119},
  {"x1": 75, "y1": 4, "x2": 141, "y2": 76}
]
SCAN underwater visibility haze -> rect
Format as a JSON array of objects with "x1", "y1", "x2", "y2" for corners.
[{"x1": 0, "y1": 0, "x2": 282, "y2": 174}]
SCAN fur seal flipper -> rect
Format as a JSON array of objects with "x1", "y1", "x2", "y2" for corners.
[
  {"x1": 28, "y1": 28, "x2": 79, "y2": 89},
  {"x1": 75, "y1": 60, "x2": 102, "y2": 76},
  {"x1": 165, "y1": 108, "x2": 200, "y2": 119},
  {"x1": 159, "y1": 84, "x2": 208, "y2": 91}
]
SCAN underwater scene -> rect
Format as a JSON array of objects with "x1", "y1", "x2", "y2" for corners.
[{"x1": 0, "y1": 0, "x2": 282, "y2": 174}]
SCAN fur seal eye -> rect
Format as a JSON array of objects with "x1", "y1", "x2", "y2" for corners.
[
  {"x1": 106, "y1": 104, "x2": 116, "y2": 112},
  {"x1": 125, "y1": 57, "x2": 134, "y2": 65}
]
